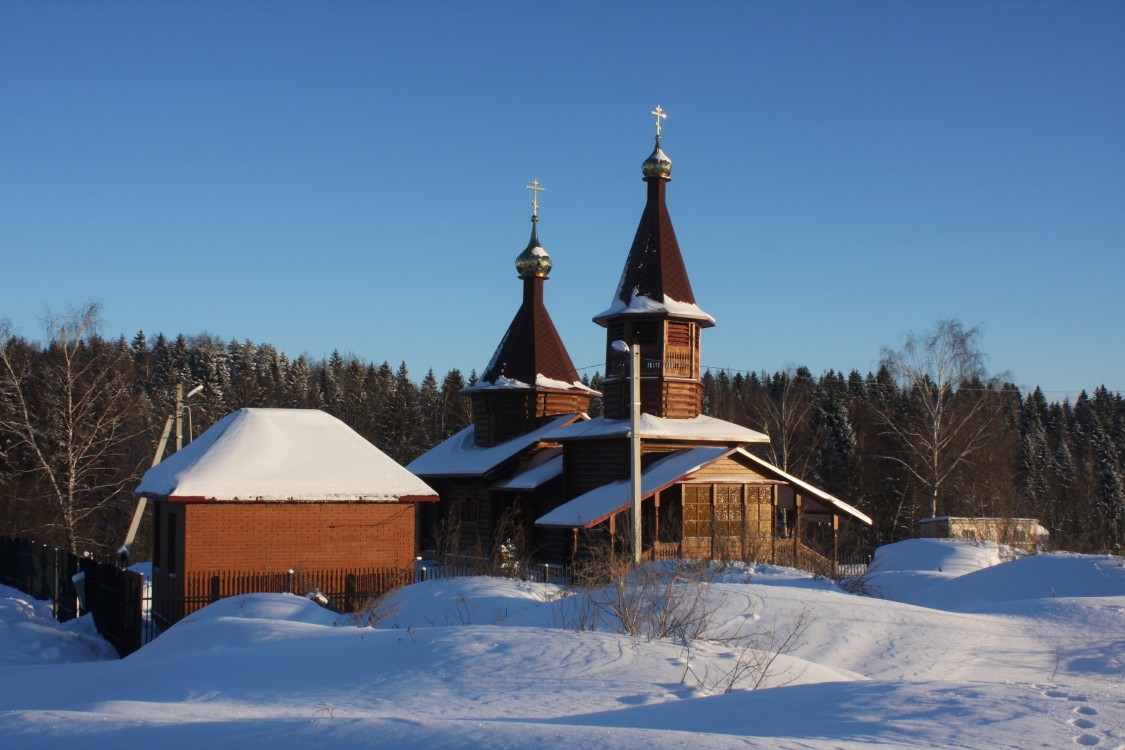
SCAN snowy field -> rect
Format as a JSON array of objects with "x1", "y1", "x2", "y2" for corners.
[{"x1": 0, "y1": 539, "x2": 1122, "y2": 749}]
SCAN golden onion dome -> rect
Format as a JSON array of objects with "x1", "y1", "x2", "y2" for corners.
[
  {"x1": 515, "y1": 217, "x2": 552, "y2": 279},
  {"x1": 642, "y1": 137, "x2": 672, "y2": 180}
]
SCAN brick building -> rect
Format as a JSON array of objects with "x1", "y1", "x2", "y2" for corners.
[{"x1": 137, "y1": 408, "x2": 437, "y2": 627}]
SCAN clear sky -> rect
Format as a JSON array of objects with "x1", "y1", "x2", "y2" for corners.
[{"x1": 2, "y1": 1, "x2": 1122, "y2": 400}]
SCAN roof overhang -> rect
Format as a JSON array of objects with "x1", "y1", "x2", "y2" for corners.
[
  {"x1": 734, "y1": 448, "x2": 872, "y2": 526},
  {"x1": 407, "y1": 413, "x2": 584, "y2": 479},
  {"x1": 146, "y1": 493, "x2": 439, "y2": 504},
  {"x1": 534, "y1": 446, "x2": 873, "y2": 529}
]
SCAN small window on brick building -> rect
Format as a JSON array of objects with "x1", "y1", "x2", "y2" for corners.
[{"x1": 460, "y1": 497, "x2": 480, "y2": 524}]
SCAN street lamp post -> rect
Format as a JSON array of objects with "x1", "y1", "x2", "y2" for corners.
[
  {"x1": 612, "y1": 340, "x2": 643, "y2": 565},
  {"x1": 117, "y1": 382, "x2": 204, "y2": 567}
]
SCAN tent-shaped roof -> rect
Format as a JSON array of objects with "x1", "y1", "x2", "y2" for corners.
[
  {"x1": 593, "y1": 142, "x2": 714, "y2": 327},
  {"x1": 136, "y1": 408, "x2": 437, "y2": 503},
  {"x1": 466, "y1": 216, "x2": 593, "y2": 395}
]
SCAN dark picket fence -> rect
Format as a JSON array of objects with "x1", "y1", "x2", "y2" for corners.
[
  {"x1": 155, "y1": 566, "x2": 415, "y2": 628},
  {"x1": 836, "y1": 554, "x2": 872, "y2": 579},
  {"x1": 0, "y1": 537, "x2": 147, "y2": 657},
  {"x1": 2, "y1": 538, "x2": 578, "y2": 658}
]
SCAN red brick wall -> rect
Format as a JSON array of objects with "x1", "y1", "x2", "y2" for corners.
[{"x1": 180, "y1": 502, "x2": 417, "y2": 574}]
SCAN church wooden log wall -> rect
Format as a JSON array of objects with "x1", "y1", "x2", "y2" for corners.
[
  {"x1": 564, "y1": 440, "x2": 630, "y2": 498},
  {"x1": 471, "y1": 391, "x2": 589, "y2": 447}
]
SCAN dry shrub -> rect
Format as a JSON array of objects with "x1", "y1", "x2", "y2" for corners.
[
  {"x1": 556, "y1": 547, "x2": 810, "y2": 693},
  {"x1": 353, "y1": 589, "x2": 401, "y2": 628}
]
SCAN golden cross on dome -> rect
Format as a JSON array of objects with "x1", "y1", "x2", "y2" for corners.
[
  {"x1": 525, "y1": 178, "x2": 545, "y2": 217},
  {"x1": 651, "y1": 105, "x2": 667, "y2": 137}
]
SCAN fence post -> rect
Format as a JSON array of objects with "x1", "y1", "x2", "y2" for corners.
[
  {"x1": 210, "y1": 576, "x2": 220, "y2": 603},
  {"x1": 286, "y1": 569, "x2": 295, "y2": 594},
  {"x1": 52, "y1": 547, "x2": 60, "y2": 620},
  {"x1": 344, "y1": 573, "x2": 356, "y2": 613}
]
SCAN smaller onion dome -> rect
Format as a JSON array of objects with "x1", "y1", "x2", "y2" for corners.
[
  {"x1": 515, "y1": 217, "x2": 552, "y2": 279},
  {"x1": 642, "y1": 137, "x2": 672, "y2": 180}
]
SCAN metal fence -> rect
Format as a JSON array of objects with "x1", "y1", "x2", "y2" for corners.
[
  {"x1": 151, "y1": 567, "x2": 414, "y2": 630},
  {"x1": 0, "y1": 540, "x2": 587, "y2": 659},
  {"x1": 416, "y1": 555, "x2": 573, "y2": 585},
  {"x1": 836, "y1": 554, "x2": 872, "y2": 579},
  {"x1": 0, "y1": 537, "x2": 148, "y2": 657}
]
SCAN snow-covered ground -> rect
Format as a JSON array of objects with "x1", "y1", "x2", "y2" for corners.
[{"x1": 1, "y1": 540, "x2": 1122, "y2": 749}]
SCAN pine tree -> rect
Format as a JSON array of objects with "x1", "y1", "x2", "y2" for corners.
[
  {"x1": 1018, "y1": 388, "x2": 1051, "y2": 514},
  {"x1": 419, "y1": 369, "x2": 442, "y2": 448},
  {"x1": 380, "y1": 362, "x2": 424, "y2": 464},
  {"x1": 227, "y1": 339, "x2": 261, "y2": 406},
  {"x1": 289, "y1": 355, "x2": 321, "y2": 409},
  {"x1": 1095, "y1": 427, "x2": 1124, "y2": 549},
  {"x1": 816, "y1": 371, "x2": 859, "y2": 499},
  {"x1": 438, "y1": 368, "x2": 471, "y2": 437}
]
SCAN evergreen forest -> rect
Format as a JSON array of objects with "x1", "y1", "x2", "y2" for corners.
[{"x1": 2, "y1": 307, "x2": 1122, "y2": 559}]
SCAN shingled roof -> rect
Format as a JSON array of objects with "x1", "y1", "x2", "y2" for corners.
[
  {"x1": 594, "y1": 138, "x2": 714, "y2": 327},
  {"x1": 471, "y1": 218, "x2": 590, "y2": 392}
]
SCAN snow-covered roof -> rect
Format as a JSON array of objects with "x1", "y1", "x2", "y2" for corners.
[
  {"x1": 535, "y1": 445, "x2": 872, "y2": 529},
  {"x1": 593, "y1": 289, "x2": 715, "y2": 326},
  {"x1": 543, "y1": 413, "x2": 768, "y2": 444},
  {"x1": 490, "y1": 449, "x2": 564, "y2": 491},
  {"x1": 734, "y1": 448, "x2": 872, "y2": 525},
  {"x1": 136, "y1": 408, "x2": 438, "y2": 503},
  {"x1": 406, "y1": 413, "x2": 582, "y2": 479},
  {"x1": 462, "y1": 373, "x2": 599, "y2": 394},
  {"x1": 536, "y1": 447, "x2": 730, "y2": 527}
]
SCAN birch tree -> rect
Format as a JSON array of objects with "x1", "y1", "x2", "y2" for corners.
[
  {"x1": 0, "y1": 304, "x2": 149, "y2": 553},
  {"x1": 871, "y1": 319, "x2": 1006, "y2": 520}
]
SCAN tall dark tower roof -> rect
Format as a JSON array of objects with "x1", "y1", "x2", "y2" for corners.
[
  {"x1": 468, "y1": 184, "x2": 592, "y2": 394},
  {"x1": 594, "y1": 109, "x2": 714, "y2": 328}
]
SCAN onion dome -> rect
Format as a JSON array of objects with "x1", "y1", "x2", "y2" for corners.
[
  {"x1": 642, "y1": 138, "x2": 672, "y2": 181},
  {"x1": 515, "y1": 217, "x2": 552, "y2": 279}
]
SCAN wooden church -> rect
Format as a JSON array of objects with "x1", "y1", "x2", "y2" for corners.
[{"x1": 408, "y1": 111, "x2": 870, "y2": 574}]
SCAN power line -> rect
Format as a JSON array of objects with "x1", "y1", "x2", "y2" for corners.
[{"x1": 572, "y1": 360, "x2": 1120, "y2": 396}]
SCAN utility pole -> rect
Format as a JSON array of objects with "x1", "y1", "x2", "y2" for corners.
[{"x1": 630, "y1": 341, "x2": 642, "y2": 565}]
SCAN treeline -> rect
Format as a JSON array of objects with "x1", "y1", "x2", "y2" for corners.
[
  {"x1": 0, "y1": 306, "x2": 478, "y2": 556},
  {"x1": 701, "y1": 367, "x2": 1124, "y2": 552},
  {"x1": 1, "y1": 309, "x2": 1122, "y2": 557}
]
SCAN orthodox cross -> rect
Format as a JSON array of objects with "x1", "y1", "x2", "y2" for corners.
[
  {"x1": 525, "y1": 178, "x2": 545, "y2": 217},
  {"x1": 651, "y1": 105, "x2": 667, "y2": 138}
]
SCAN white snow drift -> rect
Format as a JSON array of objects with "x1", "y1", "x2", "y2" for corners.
[{"x1": 0, "y1": 539, "x2": 1122, "y2": 749}]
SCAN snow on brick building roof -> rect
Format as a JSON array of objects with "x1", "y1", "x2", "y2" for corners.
[{"x1": 136, "y1": 408, "x2": 438, "y2": 502}]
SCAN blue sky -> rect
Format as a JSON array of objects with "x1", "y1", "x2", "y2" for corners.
[{"x1": 2, "y1": 1, "x2": 1122, "y2": 399}]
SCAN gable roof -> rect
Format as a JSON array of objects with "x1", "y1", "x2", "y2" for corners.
[
  {"x1": 536, "y1": 447, "x2": 730, "y2": 527},
  {"x1": 535, "y1": 445, "x2": 872, "y2": 529},
  {"x1": 734, "y1": 448, "x2": 872, "y2": 525},
  {"x1": 136, "y1": 408, "x2": 437, "y2": 503},
  {"x1": 406, "y1": 413, "x2": 582, "y2": 479}
]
